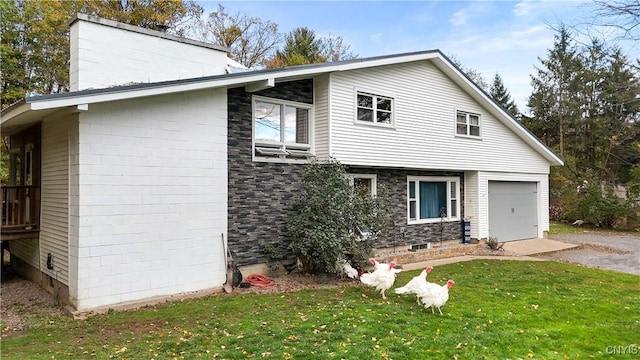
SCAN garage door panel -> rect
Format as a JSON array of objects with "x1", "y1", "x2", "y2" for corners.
[{"x1": 488, "y1": 182, "x2": 537, "y2": 241}]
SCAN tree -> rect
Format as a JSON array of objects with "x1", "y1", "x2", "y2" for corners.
[
  {"x1": 286, "y1": 159, "x2": 389, "y2": 274},
  {"x1": 447, "y1": 54, "x2": 489, "y2": 91},
  {"x1": 489, "y1": 73, "x2": 519, "y2": 118},
  {"x1": 265, "y1": 27, "x2": 357, "y2": 68},
  {"x1": 526, "y1": 25, "x2": 583, "y2": 158},
  {"x1": 192, "y1": 4, "x2": 280, "y2": 68},
  {"x1": 1, "y1": 0, "x2": 202, "y2": 108},
  {"x1": 591, "y1": 0, "x2": 640, "y2": 41}
]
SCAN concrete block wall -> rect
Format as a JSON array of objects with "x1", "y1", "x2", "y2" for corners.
[
  {"x1": 69, "y1": 14, "x2": 228, "y2": 92},
  {"x1": 71, "y1": 88, "x2": 228, "y2": 311}
]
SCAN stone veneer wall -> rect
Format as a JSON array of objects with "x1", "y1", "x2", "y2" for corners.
[
  {"x1": 348, "y1": 167, "x2": 465, "y2": 250},
  {"x1": 228, "y1": 79, "x2": 467, "y2": 266},
  {"x1": 228, "y1": 80, "x2": 313, "y2": 266}
]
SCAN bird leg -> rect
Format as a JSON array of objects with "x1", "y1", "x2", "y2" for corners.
[
  {"x1": 430, "y1": 306, "x2": 435, "y2": 314},
  {"x1": 437, "y1": 307, "x2": 443, "y2": 316},
  {"x1": 381, "y1": 290, "x2": 387, "y2": 300}
]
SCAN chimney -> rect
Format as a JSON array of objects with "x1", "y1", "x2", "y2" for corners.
[{"x1": 69, "y1": 14, "x2": 229, "y2": 91}]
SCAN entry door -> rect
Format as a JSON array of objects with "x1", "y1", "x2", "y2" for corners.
[{"x1": 488, "y1": 181, "x2": 538, "y2": 241}]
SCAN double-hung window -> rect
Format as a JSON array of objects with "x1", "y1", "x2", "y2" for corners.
[
  {"x1": 356, "y1": 92, "x2": 393, "y2": 125},
  {"x1": 407, "y1": 176, "x2": 460, "y2": 224},
  {"x1": 456, "y1": 111, "x2": 481, "y2": 137},
  {"x1": 253, "y1": 96, "x2": 313, "y2": 161}
]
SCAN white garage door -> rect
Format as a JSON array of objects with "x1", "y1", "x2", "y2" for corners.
[{"x1": 488, "y1": 181, "x2": 538, "y2": 242}]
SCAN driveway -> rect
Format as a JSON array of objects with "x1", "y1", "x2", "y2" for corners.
[{"x1": 542, "y1": 232, "x2": 639, "y2": 275}]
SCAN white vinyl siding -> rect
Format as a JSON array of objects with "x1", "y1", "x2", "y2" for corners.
[
  {"x1": 314, "y1": 74, "x2": 330, "y2": 160},
  {"x1": 327, "y1": 61, "x2": 550, "y2": 174},
  {"x1": 466, "y1": 172, "x2": 549, "y2": 240},
  {"x1": 39, "y1": 115, "x2": 71, "y2": 285}
]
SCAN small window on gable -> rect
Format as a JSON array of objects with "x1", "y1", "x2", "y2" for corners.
[
  {"x1": 356, "y1": 92, "x2": 393, "y2": 126},
  {"x1": 456, "y1": 111, "x2": 481, "y2": 137}
]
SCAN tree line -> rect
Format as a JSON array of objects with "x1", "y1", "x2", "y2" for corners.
[
  {"x1": 0, "y1": 0, "x2": 356, "y2": 108},
  {"x1": 2, "y1": 0, "x2": 639, "y2": 227}
]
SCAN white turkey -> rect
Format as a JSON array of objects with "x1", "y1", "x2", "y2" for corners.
[
  {"x1": 360, "y1": 260, "x2": 401, "y2": 300},
  {"x1": 338, "y1": 256, "x2": 361, "y2": 279},
  {"x1": 394, "y1": 266, "x2": 433, "y2": 303},
  {"x1": 416, "y1": 279, "x2": 455, "y2": 315}
]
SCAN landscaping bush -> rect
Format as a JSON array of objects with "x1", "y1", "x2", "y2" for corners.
[
  {"x1": 286, "y1": 159, "x2": 390, "y2": 274},
  {"x1": 565, "y1": 177, "x2": 632, "y2": 228}
]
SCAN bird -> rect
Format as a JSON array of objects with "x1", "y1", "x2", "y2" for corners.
[
  {"x1": 339, "y1": 257, "x2": 360, "y2": 279},
  {"x1": 359, "y1": 260, "x2": 402, "y2": 300},
  {"x1": 416, "y1": 279, "x2": 455, "y2": 315},
  {"x1": 394, "y1": 266, "x2": 433, "y2": 303},
  {"x1": 282, "y1": 257, "x2": 302, "y2": 274}
]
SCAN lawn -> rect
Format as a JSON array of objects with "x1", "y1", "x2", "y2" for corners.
[{"x1": 2, "y1": 260, "x2": 638, "y2": 359}]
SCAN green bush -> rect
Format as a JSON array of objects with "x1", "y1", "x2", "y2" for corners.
[
  {"x1": 286, "y1": 159, "x2": 390, "y2": 274},
  {"x1": 565, "y1": 178, "x2": 631, "y2": 228}
]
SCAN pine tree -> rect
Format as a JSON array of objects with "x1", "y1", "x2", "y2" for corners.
[
  {"x1": 526, "y1": 25, "x2": 583, "y2": 158},
  {"x1": 489, "y1": 73, "x2": 519, "y2": 118}
]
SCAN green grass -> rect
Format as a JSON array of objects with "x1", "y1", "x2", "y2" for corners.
[{"x1": 2, "y1": 260, "x2": 639, "y2": 359}]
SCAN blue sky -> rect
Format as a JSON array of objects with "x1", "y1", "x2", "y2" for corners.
[{"x1": 200, "y1": 1, "x2": 636, "y2": 114}]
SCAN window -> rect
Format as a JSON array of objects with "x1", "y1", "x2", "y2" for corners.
[
  {"x1": 356, "y1": 92, "x2": 393, "y2": 125},
  {"x1": 253, "y1": 96, "x2": 313, "y2": 161},
  {"x1": 456, "y1": 111, "x2": 480, "y2": 137},
  {"x1": 347, "y1": 174, "x2": 377, "y2": 197},
  {"x1": 407, "y1": 177, "x2": 460, "y2": 224}
]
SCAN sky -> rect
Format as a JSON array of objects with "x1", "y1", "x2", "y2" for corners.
[{"x1": 200, "y1": 1, "x2": 637, "y2": 114}]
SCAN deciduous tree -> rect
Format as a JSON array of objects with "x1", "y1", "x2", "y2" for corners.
[
  {"x1": 193, "y1": 4, "x2": 280, "y2": 68},
  {"x1": 1, "y1": 0, "x2": 202, "y2": 108}
]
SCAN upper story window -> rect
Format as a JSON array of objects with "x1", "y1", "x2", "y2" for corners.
[
  {"x1": 356, "y1": 92, "x2": 393, "y2": 125},
  {"x1": 456, "y1": 111, "x2": 481, "y2": 137},
  {"x1": 253, "y1": 96, "x2": 313, "y2": 161},
  {"x1": 407, "y1": 176, "x2": 460, "y2": 224}
]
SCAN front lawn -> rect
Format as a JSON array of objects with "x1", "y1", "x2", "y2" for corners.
[{"x1": 2, "y1": 260, "x2": 638, "y2": 359}]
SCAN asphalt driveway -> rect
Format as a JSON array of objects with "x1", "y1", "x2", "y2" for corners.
[{"x1": 543, "y1": 232, "x2": 640, "y2": 275}]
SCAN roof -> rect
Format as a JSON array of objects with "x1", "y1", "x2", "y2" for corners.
[{"x1": 1, "y1": 50, "x2": 563, "y2": 166}]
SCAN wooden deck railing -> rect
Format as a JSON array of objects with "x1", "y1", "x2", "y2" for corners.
[{"x1": 1, "y1": 185, "x2": 41, "y2": 231}]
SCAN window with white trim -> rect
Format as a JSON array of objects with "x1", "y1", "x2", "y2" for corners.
[
  {"x1": 456, "y1": 111, "x2": 480, "y2": 137},
  {"x1": 407, "y1": 176, "x2": 460, "y2": 224},
  {"x1": 253, "y1": 96, "x2": 313, "y2": 161},
  {"x1": 356, "y1": 92, "x2": 393, "y2": 125},
  {"x1": 347, "y1": 174, "x2": 377, "y2": 197}
]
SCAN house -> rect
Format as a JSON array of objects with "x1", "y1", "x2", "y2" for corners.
[{"x1": 1, "y1": 14, "x2": 563, "y2": 312}]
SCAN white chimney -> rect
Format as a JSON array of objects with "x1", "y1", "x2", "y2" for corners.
[{"x1": 69, "y1": 14, "x2": 229, "y2": 91}]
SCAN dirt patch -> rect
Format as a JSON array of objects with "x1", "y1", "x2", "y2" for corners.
[
  {"x1": 227, "y1": 271, "x2": 360, "y2": 295},
  {"x1": 1, "y1": 269, "x2": 67, "y2": 338}
]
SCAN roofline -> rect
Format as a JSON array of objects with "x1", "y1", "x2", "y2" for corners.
[
  {"x1": 22, "y1": 50, "x2": 443, "y2": 107},
  {"x1": 69, "y1": 13, "x2": 229, "y2": 53},
  {"x1": 2, "y1": 48, "x2": 563, "y2": 166}
]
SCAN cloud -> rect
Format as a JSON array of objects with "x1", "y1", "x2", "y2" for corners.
[
  {"x1": 450, "y1": 8, "x2": 469, "y2": 26},
  {"x1": 512, "y1": 0, "x2": 534, "y2": 16},
  {"x1": 370, "y1": 33, "x2": 383, "y2": 44}
]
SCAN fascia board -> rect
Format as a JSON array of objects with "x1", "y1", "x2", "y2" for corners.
[
  {"x1": 27, "y1": 52, "x2": 443, "y2": 111},
  {"x1": 1, "y1": 102, "x2": 32, "y2": 125}
]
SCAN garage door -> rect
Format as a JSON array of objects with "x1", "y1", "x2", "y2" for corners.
[{"x1": 488, "y1": 181, "x2": 538, "y2": 241}]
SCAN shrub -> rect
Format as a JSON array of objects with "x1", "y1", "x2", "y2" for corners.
[
  {"x1": 286, "y1": 159, "x2": 390, "y2": 274},
  {"x1": 565, "y1": 178, "x2": 631, "y2": 228},
  {"x1": 486, "y1": 237, "x2": 504, "y2": 251}
]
